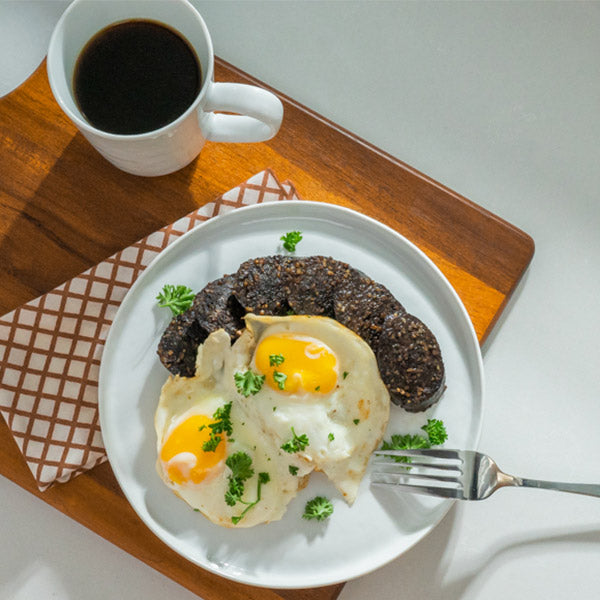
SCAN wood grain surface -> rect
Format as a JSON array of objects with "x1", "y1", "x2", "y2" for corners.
[{"x1": 0, "y1": 58, "x2": 534, "y2": 599}]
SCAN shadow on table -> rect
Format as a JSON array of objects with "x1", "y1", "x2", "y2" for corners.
[
  {"x1": 438, "y1": 526, "x2": 600, "y2": 600},
  {"x1": 0, "y1": 131, "x2": 200, "y2": 309},
  {"x1": 341, "y1": 505, "x2": 600, "y2": 600}
]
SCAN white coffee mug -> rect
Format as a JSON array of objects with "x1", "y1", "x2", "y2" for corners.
[{"x1": 47, "y1": 0, "x2": 283, "y2": 176}]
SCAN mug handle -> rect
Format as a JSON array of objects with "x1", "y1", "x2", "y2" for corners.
[{"x1": 202, "y1": 82, "x2": 284, "y2": 143}]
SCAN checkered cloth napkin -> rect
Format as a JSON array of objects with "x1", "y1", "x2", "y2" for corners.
[{"x1": 0, "y1": 170, "x2": 300, "y2": 491}]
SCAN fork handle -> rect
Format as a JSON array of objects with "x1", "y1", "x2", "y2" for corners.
[{"x1": 515, "y1": 477, "x2": 600, "y2": 498}]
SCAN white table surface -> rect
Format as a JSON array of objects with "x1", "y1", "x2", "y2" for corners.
[{"x1": 1, "y1": 1, "x2": 599, "y2": 599}]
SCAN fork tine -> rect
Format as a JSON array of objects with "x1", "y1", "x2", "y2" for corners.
[
  {"x1": 373, "y1": 448, "x2": 463, "y2": 460},
  {"x1": 371, "y1": 468, "x2": 460, "y2": 484},
  {"x1": 372, "y1": 459, "x2": 459, "y2": 472},
  {"x1": 371, "y1": 477, "x2": 464, "y2": 499}
]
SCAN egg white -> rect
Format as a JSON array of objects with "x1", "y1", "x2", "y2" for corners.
[
  {"x1": 155, "y1": 331, "x2": 306, "y2": 528},
  {"x1": 235, "y1": 314, "x2": 390, "y2": 504},
  {"x1": 155, "y1": 314, "x2": 390, "y2": 527}
]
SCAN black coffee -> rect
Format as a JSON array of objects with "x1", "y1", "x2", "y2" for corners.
[{"x1": 73, "y1": 20, "x2": 201, "y2": 135}]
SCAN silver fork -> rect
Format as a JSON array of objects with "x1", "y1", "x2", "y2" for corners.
[{"x1": 372, "y1": 448, "x2": 600, "y2": 499}]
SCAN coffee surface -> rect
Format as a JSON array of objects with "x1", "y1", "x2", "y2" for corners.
[{"x1": 74, "y1": 20, "x2": 201, "y2": 135}]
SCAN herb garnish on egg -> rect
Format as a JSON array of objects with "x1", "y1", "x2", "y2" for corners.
[
  {"x1": 272, "y1": 370, "x2": 287, "y2": 390},
  {"x1": 201, "y1": 402, "x2": 233, "y2": 452},
  {"x1": 269, "y1": 354, "x2": 285, "y2": 366},
  {"x1": 224, "y1": 452, "x2": 271, "y2": 524},
  {"x1": 234, "y1": 370, "x2": 266, "y2": 397},
  {"x1": 281, "y1": 427, "x2": 309, "y2": 453},
  {"x1": 232, "y1": 472, "x2": 271, "y2": 525},
  {"x1": 224, "y1": 451, "x2": 254, "y2": 506}
]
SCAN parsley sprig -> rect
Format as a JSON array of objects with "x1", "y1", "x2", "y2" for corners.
[
  {"x1": 280, "y1": 231, "x2": 303, "y2": 252},
  {"x1": 234, "y1": 370, "x2": 265, "y2": 397},
  {"x1": 224, "y1": 452, "x2": 271, "y2": 524},
  {"x1": 422, "y1": 418, "x2": 448, "y2": 446},
  {"x1": 303, "y1": 496, "x2": 334, "y2": 521},
  {"x1": 224, "y1": 452, "x2": 254, "y2": 506},
  {"x1": 281, "y1": 427, "x2": 309, "y2": 453},
  {"x1": 269, "y1": 354, "x2": 285, "y2": 367},
  {"x1": 232, "y1": 472, "x2": 270, "y2": 525},
  {"x1": 381, "y1": 434, "x2": 430, "y2": 463},
  {"x1": 156, "y1": 284, "x2": 195, "y2": 316},
  {"x1": 201, "y1": 402, "x2": 233, "y2": 452},
  {"x1": 273, "y1": 370, "x2": 287, "y2": 390},
  {"x1": 380, "y1": 419, "x2": 448, "y2": 464}
]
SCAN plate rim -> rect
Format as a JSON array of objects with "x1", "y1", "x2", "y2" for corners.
[{"x1": 98, "y1": 199, "x2": 485, "y2": 589}]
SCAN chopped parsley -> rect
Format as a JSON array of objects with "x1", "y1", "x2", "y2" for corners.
[
  {"x1": 353, "y1": 419, "x2": 360, "y2": 425},
  {"x1": 381, "y1": 419, "x2": 448, "y2": 464},
  {"x1": 328, "y1": 432, "x2": 334, "y2": 442},
  {"x1": 232, "y1": 472, "x2": 271, "y2": 525},
  {"x1": 269, "y1": 354, "x2": 285, "y2": 366},
  {"x1": 342, "y1": 371, "x2": 349, "y2": 379},
  {"x1": 381, "y1": 434, "x2": 430, "y2": 464},
  {"x1": 421, "y1": 419, "x2": 448, "y2": 446},
  {"x1": 202, "y1": 436, "x2": 221, "y2": 452},
  {"x1": 280, "y1": 230, "x2": 303, "y2": 252},
  {"x1": 234, "y1": 370, "x2": 265, "y2": 397},
  {"x1": 303, "y1": 496, "x2": 334, "y2": 521},
  {"x1": 288, "y1": 465, "x2": 299, "y2": 476},
  {"x1": 202, "y1": 402, "x2": 233, "y2": 452},
  {"x1": 281, "y1": 426, "x2": 310, "y2": 453},
  {"x1": 156, "y1": 284, "x2": 194, "y2": 316},
  {"x1": 224, "y1": 452, "x2": 254, "y2": 506},
  {"x1": 273, "y1": 370, "x2": 287, "y2": 390}
]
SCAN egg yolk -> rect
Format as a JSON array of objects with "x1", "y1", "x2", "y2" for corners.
[
  {"x1": 255, "y1": 333, "x2": 338, "y2": 394},
  {"x1": 160, "y1": 414, "x2": 226, "y2": 485}
]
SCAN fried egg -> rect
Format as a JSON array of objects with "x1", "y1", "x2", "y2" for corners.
[
  {"x1": 155, "y1": 315, "x2": 390, "y2": 527},
  {"x1": 155, "y1": 331, "x2": 308, "y2": 528},
  {"x1": 235, "y1": 314, "x2": 390, "y2": 504}
]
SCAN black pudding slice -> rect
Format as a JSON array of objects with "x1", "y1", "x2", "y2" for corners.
[
  {"x1": 286, "y1": 256, "x2": 355, "y2": 317},
  {"x1": 157, "y1": 274, "x2": 245, "y2": 377},
  {"x1": 192, "y1": 275, "x2": 246, "y2": 340},
  {"x1": 157, "y1": 310, "x2": 208, "y2": 377},
  {"x1": 376, "y1": 311, "x2": 445, "y2": 412},
  {"x1": 232, "y1": 255, "x2": 293, "y2": 315},
  {"x1": 334, "y1": 271, "x2": 404, "y2": 348}
]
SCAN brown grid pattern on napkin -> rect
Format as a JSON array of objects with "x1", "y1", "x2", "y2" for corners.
[{"x1": 0, "y1": 169, "x2": 300, "y2": 490}]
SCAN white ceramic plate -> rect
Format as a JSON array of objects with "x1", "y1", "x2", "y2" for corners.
[{"x1": 98, "y1": 201, "x2": 484, "y2": 589}]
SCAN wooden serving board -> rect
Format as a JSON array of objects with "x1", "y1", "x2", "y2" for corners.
[{"x1": 0, "y1": 58, "x2": 534, "y2": 599}]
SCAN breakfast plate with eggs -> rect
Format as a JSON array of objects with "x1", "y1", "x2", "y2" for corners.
[{"x1": 98, "y1": 201, "x2": 484, "y2": 588}]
